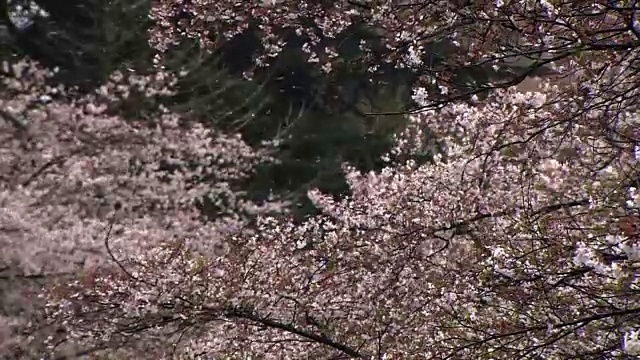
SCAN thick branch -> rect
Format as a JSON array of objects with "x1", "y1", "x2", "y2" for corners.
[
  {"x1": 441, "y1": 198, "x2": 591, "y2": 234},
  {"x1": 221, "y1": 307, "x2": 367, "y2": 359}
]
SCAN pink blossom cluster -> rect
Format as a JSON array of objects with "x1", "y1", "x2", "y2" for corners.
[
  {"x1": 0, "y1": 58, "x2": 285, "y2": 357},
  {"x1": 1, "y1": 59, "x2": 283, "y2": 275}
]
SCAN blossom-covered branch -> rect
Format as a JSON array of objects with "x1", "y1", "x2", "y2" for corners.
[{"x1": 44, "y1": 71, "x2": 640, "y2": 358}]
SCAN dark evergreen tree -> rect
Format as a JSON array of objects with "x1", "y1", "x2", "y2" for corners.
[{"x1": 0, "y1": 0, "x2": 153, "y2": 92}]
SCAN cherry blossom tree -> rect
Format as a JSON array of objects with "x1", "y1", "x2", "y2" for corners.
[
  {"x1": 0, "y1": 58, "x2": 285, "y2": 358},
  {"x1": 6, "y1": 0, "x2": 640, "y2": 359},
  {"x1": 149, "y1": 0, "x2": 639, "y2": 98},
  {"x1": 42, "y1": 50, "x2": 640, "y2": 360}
]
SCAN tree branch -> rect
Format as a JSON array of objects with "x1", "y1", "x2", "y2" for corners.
[{"x1": 219, "y1": 306, "x2": 367, "y2": 359}]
